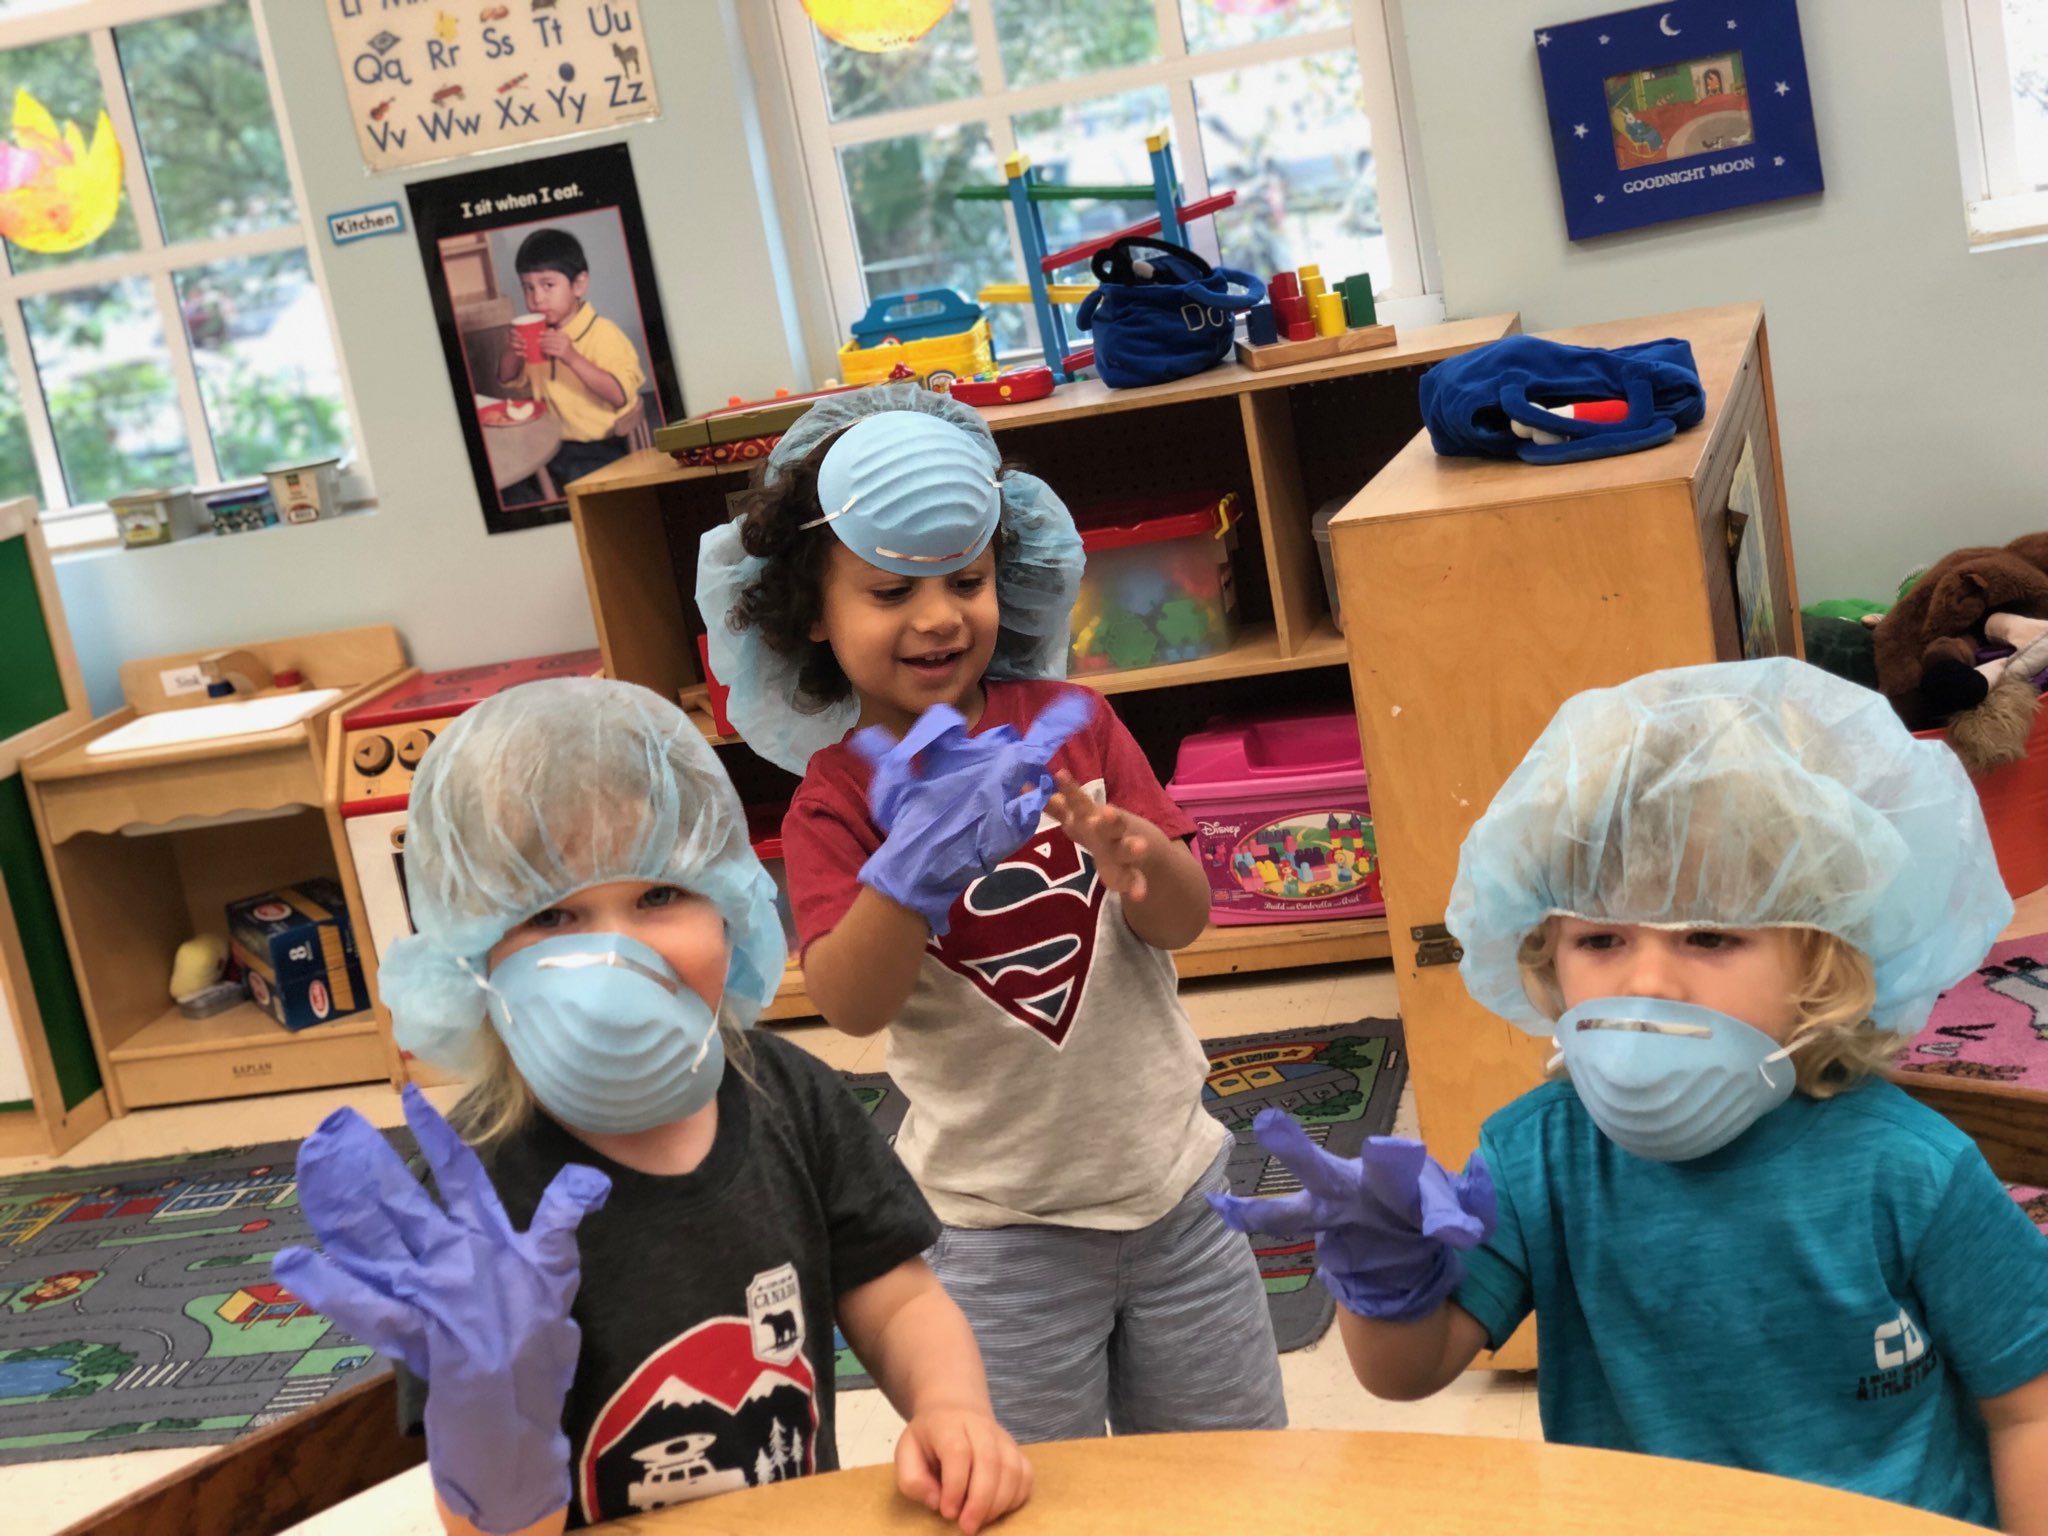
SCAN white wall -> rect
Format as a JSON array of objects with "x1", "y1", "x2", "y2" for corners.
[
  {"x1": 55, "y1": 0, "x2": 802, "y2": 713},
  {"x1": 1401, "y1": 0, "x2": 2048, "y2": 604}
]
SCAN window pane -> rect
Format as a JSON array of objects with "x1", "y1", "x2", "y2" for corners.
[
  {"x1": 176, "y1": 251, "x2": 351, "y2": 482},
  {"x1": 1012, "y1": 87, "x2": 1171, "y2": 258},
  {"x1": 1179, "y1": 0, "x2": 1348, "y2": 53},
  {"x1": 117, "y1": 0, "x2": 297, "y2": 242},
  {"x1": 22, "y1": 279, "x2": 192, "y2": 503},
  {"x1": 1195, "y1": 51, "x2": 1386, "y2": 293},
  {"x1": 994, "y1": 0, "x2": 1157, "y2": 90},
  {"x1": 2001, "y1": 0, "x2": 2048, "y2": 191},
  {"x1": 816, "y1": 1, "x2": 979, "y2": 123},
  {"x1": 0, "y1": 332, "x2": 40, "y2": 507},
  {"x1": 0, "y1": 34, "x2": 141, "y2": 275},
  {"x1": 839, "y1": 123, "x2": 1027, "y2": 353}
]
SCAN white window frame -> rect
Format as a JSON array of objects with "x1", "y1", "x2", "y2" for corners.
[
  {"x1": 765, "y1": 0, "x2": 1434, "y2": 353},
  {"x1": 1946, "y1": 0, "x2": 2048, "y2": 246},
  {"x1": 0, "y1": 0, "x2": 368, "y2": 541}
]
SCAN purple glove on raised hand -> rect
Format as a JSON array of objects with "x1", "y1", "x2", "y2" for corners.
[
  {"x1": 272, "y1": 1085, "x2": 609, "y2": 1535},
  {"x1": 1208, "y1": 1109, "x2": 1496, "y2": 1321},
  {"x1": 854, "y1": 691, "x2": 1095, "y2": 934}
]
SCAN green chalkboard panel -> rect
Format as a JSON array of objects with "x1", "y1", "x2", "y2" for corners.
[
  {"x1": 0, "y1": 532, "x2": 67, "y2": 746},
  {"x1": 0, "y1": 773, "x2": 99, "y2": 1109}
]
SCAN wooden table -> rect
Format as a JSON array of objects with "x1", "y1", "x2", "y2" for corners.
[
  {"x1": 480, "y1": 401, "x2": 563, "y2": 489},
  {"x1": 588, "y1": 1430, "x2": 1981, "y2": 1534}
]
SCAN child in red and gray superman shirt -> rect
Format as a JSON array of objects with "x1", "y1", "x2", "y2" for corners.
[{"x1": 703, "y1": 388, "x2": 1287, "y2": 1442}]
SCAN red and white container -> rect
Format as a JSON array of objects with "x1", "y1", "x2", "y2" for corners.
[{"x1": 1167, "y1": 709, "x2": 1384, "y2": 925}]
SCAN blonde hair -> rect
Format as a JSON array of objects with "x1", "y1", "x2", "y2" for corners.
[
  {"x1": 1516, "y1": 918, "x2": 1892, "y2": 1098},
  {"x1": 451, "y1": 1008, "x2": 757, "y2": 1150}
]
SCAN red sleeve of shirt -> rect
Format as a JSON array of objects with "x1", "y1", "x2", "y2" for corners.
[
  {"x1": 782, "y1": 755, "x2": 879, "y2": 958},
  {"x1": 1088, "y1": 692, "x2": 1195, "y2": 841}
]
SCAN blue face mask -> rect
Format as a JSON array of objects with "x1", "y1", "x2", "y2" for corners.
[
  {"x1": 1553, "y1": 996, "x2": 1803, "y2": 1163},
  {"x1": 484, "y1": 933, "x2": 725, "y2": 1135}
]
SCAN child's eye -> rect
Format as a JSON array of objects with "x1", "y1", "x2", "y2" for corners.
[
  {"x1": 1573, "y1": 931, "x2": 1623, "y2": 952},
  {"x1": 871, "y1": 584, "x2": 912, "y2": 604},
  {"x1": 527, "y1": 907, "x2": 573, "y2": 931},
  {"x1": 1685, "y1": 930, "x2": 1742, "y2": 951},
  {"x1": 638, "y1": 885, "x2": 685, "y2": 909},
  {"x1": 952, "y1": 574, "x2": 987, "y2": 595}
]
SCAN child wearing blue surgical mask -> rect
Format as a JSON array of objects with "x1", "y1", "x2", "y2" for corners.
[
  {"x1": 696, "y1": 386, "x2": 1287, "y2": 1445},
  {"x1": 1213, "y1": 660, "x2": 2048, "y2": 1531},
  {"x1": 273, "y1": 678, "x2": 1029, "y2": 1536}
]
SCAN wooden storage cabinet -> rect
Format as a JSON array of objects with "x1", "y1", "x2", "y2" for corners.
[
  {"x1": 567, "y1": 317, "x2": 1524, "y2": 1015},
  {"x1": 24, "y1": 629, "x2": 409, "y2": 1112},
  {"x1": 1332, "y1": 304, "x2": 1798, "y2": 1367}
]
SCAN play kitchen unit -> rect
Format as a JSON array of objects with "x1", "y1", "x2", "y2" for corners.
[
  {"x1": 21, "y1": 627, "x2": 411, "y2": 1111},
  {"x1": 336, "y1": 650, "x2": 604, "y2": 1076},
  {"x1": 565, "y1": 313, "x2": 1523, "y2": 1014}
]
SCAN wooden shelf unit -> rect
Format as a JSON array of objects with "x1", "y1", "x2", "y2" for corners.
[
  {"x1": 1332, "y1": 302, "x2": 1800, "y2": 1369},
  {"x1": 23, "y1": 628, "x2": 410, "y2": 1112},
  {"x1": 568, "y1": 316, "x2": 1519, "y2": 1017}
]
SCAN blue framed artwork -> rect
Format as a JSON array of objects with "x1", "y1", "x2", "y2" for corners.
[{"x1": 1537, "y1": 0, "x2": 1822, "y2": 240}]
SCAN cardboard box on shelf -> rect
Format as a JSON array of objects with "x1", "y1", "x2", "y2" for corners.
[{"x1": 226, "y1": 878, "x2": 368, "y2": 1032}]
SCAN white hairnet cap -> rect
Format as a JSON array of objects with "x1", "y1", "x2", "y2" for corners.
[
  {"x1": 1448, "y1": 659, "x2": 2011, "y2": 1036},
  {"x1": 377, "y1": 677, "x2": 787, "y2": 1068},
  {"x1": 695, "y1": 384, "x2": 1084, "y2": 775}
]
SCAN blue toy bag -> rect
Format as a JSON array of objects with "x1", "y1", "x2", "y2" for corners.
[
  {"x1": 1418, "y1": 334, "x2": 1706, "y2": 465},
  {"x1": 1074, "y1": 236, "x2": 1265, "y2": 390}
]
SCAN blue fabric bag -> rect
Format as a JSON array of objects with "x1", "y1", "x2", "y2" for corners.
[
  {"x1": 1418, "y1": 334, "x2": 1706, "y2": 465},
  {"x1": 1074, "y1": 236, "x2": 1265, "y2": 390}
]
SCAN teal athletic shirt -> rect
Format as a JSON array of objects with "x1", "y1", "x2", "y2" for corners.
[{"x1": 1455, "y1": 1077, "x2": 2048, "y2": 1528}]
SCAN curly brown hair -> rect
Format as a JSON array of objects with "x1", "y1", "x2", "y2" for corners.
[
  {"x1": 726, "y1": 425, "x2": 1022, "y2": 712},
  {"x1": 729, "y1": 427, "x2": 853, "y2": 710}
]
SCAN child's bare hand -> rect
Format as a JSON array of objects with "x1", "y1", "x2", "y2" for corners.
[
  {"x1": 535, "y1": 326, "x2": 574, "y2": 360},
  {"x1": 1047, "y1": 769, "x2": 1149, "y2": 902},
  {"x1": 894, "y1": 1404, "x2": 1033, "y2": 1534}
]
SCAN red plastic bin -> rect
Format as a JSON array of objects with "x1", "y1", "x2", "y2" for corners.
[{"x1": 1917, "y1": 705, "x2": 2048, "y2": 898}]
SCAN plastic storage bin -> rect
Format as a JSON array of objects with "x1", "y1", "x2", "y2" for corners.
[
  {"x1": 838, "y1": 288, "x2": 995, "y2": 393},
  {"x1": 1068, "y1": 493, "x2": 1240, "y2": 677},
  {"x1": 747, "y1": 806, "x2": 798, "y2": 952},
  {"x1": 1312, "y1": 496, "x2": 1345, "y2": 634},
  {"x1": 206, "y1": 483, "x2": 278, "y2": 535},
  {"x1": 1167, "y1": 709, "x2": 1383, "y2": 925}
]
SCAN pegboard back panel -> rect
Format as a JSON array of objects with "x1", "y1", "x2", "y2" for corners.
[
  {"x1": 1289, "y1": 365, "x2": 1433, "y2": 515},
  {"x1": 1106, "y1": 666, "x2": 1355, "y2": 789},
  {"x1": 997, "y1": 396, "x2": 1252, "y2": 514}
]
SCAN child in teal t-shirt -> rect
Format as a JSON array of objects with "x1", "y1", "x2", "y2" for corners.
[{"x1": 1213, "y1": 660, "x2": 2048, "y2": 1530}]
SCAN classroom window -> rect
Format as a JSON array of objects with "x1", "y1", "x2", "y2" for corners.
[
  {"x1": 1947, "y1": 0, "x2": 2048, "y2": 244},
  {"x1": 0, "y1": 0, "x2": 356, "y2": 544},
  {"x1": 773, "y1": 0, "x2": 1424, "y2": 359}
]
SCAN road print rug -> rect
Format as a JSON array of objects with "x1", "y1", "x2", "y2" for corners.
[
  {"x1": 833, "y1": 1017, "x2": 1408, "y2": 1390},
  {"x1": 0, "y1": 1133, "x2": 410, "y2": 1464}
]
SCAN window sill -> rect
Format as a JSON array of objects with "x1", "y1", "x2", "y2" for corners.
[
  {"x1": 49, "y1": 501, "x2": 381, "y2": 565},
  {"x1": 1966, "y1": 189, "x2": 2048, "y2": 250}
]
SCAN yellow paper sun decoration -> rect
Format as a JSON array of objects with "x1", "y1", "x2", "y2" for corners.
[
  {"x1": 0, "y1": 88, "x2": 124, "y2": 255},
  {"x1": 800, "y1": 0, "x2": 952, "y2": 54}
]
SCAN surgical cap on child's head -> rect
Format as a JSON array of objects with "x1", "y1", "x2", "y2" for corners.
[
  {"x1": 694, "y1": 384, "x2": 1084, "y2": 775},
  {"x1": 1447, "y1": 658, "x2": 2012, "y2": 1037},
  {"x1": 376, "y1": 677, "x2": 786, "y2": 1069}
]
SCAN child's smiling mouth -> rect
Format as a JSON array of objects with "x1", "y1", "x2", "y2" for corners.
[{"x1": 900, "y1": 648, "x2": 966, "y2": 680}]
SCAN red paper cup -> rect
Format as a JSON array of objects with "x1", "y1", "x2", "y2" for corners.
[{"x1": 512, "y1": 312, "x2": 546, "y2": 363}]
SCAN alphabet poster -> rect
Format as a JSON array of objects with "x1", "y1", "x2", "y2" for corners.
[{"x1": 327, "y1": 1, "x2": 659, "y2": 173}]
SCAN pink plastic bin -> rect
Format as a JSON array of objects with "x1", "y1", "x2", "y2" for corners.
[{"x1": 1166, "y1": 710, "x2": 1384, "y2": 926}]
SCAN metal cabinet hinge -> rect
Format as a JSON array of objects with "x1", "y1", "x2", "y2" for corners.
[{"x1": 1411, "y1": 923, "x2": 1464, "y2": 968}]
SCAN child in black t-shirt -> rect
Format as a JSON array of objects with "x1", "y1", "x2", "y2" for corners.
[{"x1": 275, "y1": 678, "x2": 1029, "y2": 1536}]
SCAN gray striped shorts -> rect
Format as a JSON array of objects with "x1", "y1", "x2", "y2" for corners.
[{"x1": 926, "y1": 1145, "x2": 1288, "y2": 1443}]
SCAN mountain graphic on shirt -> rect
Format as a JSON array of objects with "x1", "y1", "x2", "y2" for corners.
[{"x1": 578, "y1": 1317, "x2": 818, "y2": 1522}]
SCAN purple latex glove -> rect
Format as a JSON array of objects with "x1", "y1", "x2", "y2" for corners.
[
  {"x1": 853, "y1": 691, "x2": 1094, "y2": 934},
  {"x1": 273, "y1": 1085, "x2": 609, "y2": 1535},
  {"x1": 1208, "y1": 1108, "x2": 1496, "y2": 1321}
]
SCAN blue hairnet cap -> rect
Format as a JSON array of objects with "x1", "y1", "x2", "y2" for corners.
[
  {"x1": 695, "y1": 384, "x2": 1084, "y2": 775},
  {"x1": 812, "y1": 410, "x2": 1001, "y2": 577},
  {"x1": 1447, "y1": 659, "x2": 2012, "y2": 1037},
  {"x1": 377, "y1": 677, "x2": 787, "y2": 1069}
]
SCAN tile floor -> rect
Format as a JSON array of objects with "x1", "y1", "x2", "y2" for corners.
[{"x1": 6, "y1": 963, "x2": 1538, "y2": 1535}]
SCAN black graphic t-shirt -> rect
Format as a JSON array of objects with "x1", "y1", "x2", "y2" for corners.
[{"x1": 396, "y1": 1031, "x2": 938, "y2": 1526}]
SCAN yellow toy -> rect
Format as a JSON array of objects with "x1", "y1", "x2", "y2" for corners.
[{"x1": 169, "y1": 933, "x2": 227, "y2": 1002}]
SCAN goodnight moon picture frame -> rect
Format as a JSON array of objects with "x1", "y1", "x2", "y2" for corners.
[{"x1": 1537, "y1": 0, "x2": 1822, "y2": 240}]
